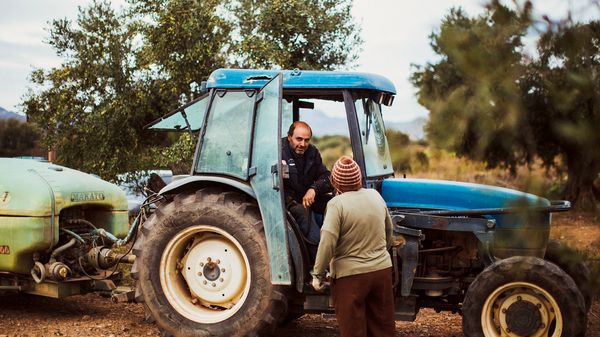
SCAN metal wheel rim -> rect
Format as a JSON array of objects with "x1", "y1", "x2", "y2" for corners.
[
  {"x1": 160, "y1": 225, "x2": 251, "y2": 324},
  {"x1": 481, "y1": 281, "x2": 563, "y2": 337}
]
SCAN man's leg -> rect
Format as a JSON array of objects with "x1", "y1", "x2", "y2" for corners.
[
  {"x1": 364, "y1": 268, "x2": 395, "y2": 337},
  {"x1": 313, "y1": 212, "x2": 324, "y2": 227},
  {"x1": 287, "y1": 202, "x2": 321, "y2": 259}
]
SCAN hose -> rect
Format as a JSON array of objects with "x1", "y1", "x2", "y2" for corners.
[
  {"x1": 50, "y1": 238, "x2": 77, "y2": 262},
  {"x1": 60, "y1": 228, "x2": 85, "y2": 244},
  {"x1": 90, "y1": 193, "x2": 160, "y2": 247}
]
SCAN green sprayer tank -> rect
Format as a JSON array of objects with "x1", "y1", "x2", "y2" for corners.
[{"x1": 0, "y1": 158, "x2": 130, "y2": 298}]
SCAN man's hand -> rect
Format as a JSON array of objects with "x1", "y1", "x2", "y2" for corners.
[
  {"x1": 302, "y1": 188, "x2": 316, "y2": 208},
  {"x1": 311, "y1": 275, "x2": 325, "y2": 292}
]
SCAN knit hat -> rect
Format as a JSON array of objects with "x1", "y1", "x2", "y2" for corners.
[{"x1": 331, "y1": 156, "x2": 362, "y2": 193}]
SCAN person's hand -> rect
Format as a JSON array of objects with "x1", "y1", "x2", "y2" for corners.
[
  {"x1": 303, "y1": 188, "x2": 316, "y2": 208},
  {"x1": 312, "y1": 275, "x2": 325, "y2": 292}
]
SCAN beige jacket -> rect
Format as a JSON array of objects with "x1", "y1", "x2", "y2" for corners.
[{"x1": 313, "y1": 188, "x2": 393, "y2": 279}]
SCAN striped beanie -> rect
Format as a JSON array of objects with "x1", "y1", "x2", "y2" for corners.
[{"x1": 331, "y1": 156, "x2": 362, "y2": 193}]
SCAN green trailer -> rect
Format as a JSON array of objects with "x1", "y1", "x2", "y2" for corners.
[{"x1": 0, "y1": 158, "x2": 135, "y2": 298}]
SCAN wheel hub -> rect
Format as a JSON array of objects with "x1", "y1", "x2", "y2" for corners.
[
  {"x1": 505, "y1": 300, "x2": 542, "y2": 336},
  {"x1": 482, "y1": 282, "x2": 561, "y2": 337},
  {"x1": 498, "y1": 292, "x2": 551, "y2": 336},
  {"x1": 160, "y1": 225, "x2": 251, "y2": 324},
  {"x1": 181, "y1": 235, "x2": 245, "y2": 306},
  {"x1": 203, "y1": 262, "x2": 221, "y2": 281}
]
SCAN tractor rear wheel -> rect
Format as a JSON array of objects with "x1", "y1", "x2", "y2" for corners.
[
  {"x1": 462, "y1": 256, "x2": 587, "y2": 337},
  {"x1": 131, "y1": 187, "x2": 288, "y2": 337}
]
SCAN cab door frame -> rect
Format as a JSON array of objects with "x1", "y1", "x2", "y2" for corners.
[{"x1": 249, "y1": 73, "x2": 291, "y2": 285}]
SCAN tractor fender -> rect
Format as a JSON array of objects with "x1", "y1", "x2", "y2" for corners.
[{"x1": 158, "y1": 175, "x2": 256, "y2": 199}]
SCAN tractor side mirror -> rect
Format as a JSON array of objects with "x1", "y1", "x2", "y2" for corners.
[{"x1": 372, "y1": 92, "x2": 394, "y2": 106}]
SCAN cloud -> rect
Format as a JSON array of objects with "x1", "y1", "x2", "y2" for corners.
[{"x1": 351, "y1": 0, "x2": 489, "y2": 121}]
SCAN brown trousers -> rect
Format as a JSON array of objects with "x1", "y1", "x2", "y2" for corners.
[{"x1": 331, "y1": 267, "x2": 395, "y2": 337}]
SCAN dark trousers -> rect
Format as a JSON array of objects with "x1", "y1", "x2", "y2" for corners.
[
  {"x1": 332, "y1": 267, "x2": 395, "y2": 337},
  {"x1": 288, "y1": 202, "x2": 322, "y2": 260}
]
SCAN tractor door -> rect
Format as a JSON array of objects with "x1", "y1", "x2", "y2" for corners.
[{"x1": 250, "y1": 73, "x2": 291, "y2": 285}]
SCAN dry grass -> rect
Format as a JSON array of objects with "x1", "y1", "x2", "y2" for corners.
[
  {"x1": 397, "y1": 146, "x2": 566, "y2": 200},
  {"x1": 551, "y1": 212, "x2": 600, "y2": 294}
]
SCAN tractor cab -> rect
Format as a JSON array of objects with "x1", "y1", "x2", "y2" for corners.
[
  {"x1": 147, "y1": 68, "x2": 398, "y2": 284},
  {"x1": 148, "y1": 68, "x2": 396, "y2": 184}
]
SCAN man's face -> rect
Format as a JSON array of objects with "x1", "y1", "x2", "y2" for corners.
[{"x1": 288, "y1": 126, "x2": 311, "y2": 155}]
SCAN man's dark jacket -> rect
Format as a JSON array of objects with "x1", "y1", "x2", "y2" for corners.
[{"x1": 282, "y1": 140, "x2": 332, "y2": 214}]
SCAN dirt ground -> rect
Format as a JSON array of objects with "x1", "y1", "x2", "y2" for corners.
[
  {"x1": 0, "y1": 293, "x2": 598, "y2": 337},
  {"x1": 0, "y1": 212, "x2": 598, "y2": 337}
]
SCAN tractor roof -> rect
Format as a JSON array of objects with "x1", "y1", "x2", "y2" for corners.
[{"x1": 206, "y1": 68, "x2": 396, "y2": 94}]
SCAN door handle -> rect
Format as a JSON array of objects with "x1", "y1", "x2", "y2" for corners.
[{"x1": 271, "y1": 164, "x2": 280, "y2": 191}]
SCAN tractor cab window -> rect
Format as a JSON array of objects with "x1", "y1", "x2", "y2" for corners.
[
  {"x1": 355, "y1": 97, "x2": 393, "y2": 177},
  {"x1": 146, "y1": 93, "x2": 208, "y2": 132},
  {"x1": 196, "y1": 90, "x2": 255, "y2": 179},
  {"x1": 281, "y1": 93, "x2": 352, "y2": 169},
  {"x1": 281, "y1": 99, "x2": 293, "y2": 136}
]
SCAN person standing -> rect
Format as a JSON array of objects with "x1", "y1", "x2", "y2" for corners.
[{"x1": 311, "y1": 155, "x2": 395, "y2": 337}]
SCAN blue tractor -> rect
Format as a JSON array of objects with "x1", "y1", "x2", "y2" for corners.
[{"x1": 132, "y1": 69, "x2": 590, "y2": 337}]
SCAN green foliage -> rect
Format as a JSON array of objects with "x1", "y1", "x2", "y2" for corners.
[
  {"x1": 411, "y1": 1, "x2": 600, "y2": 209},
  {"x1": 23, "y1": 1, "x2": 161, "y2": 179},
  {"x1": 151, "y1": 132, "x2": 196, "y2": 175},
  {"x1": 522, "y1": 22, "x2": 600, "y2": 210},
  {"x1": 230, "y1": 0, "x2": 362, "y2": 69},
  {"x1": 312, "y1": 135, "x2": 352, "y2": 168},
  {"x1": 129, "y1": 0, "x2": 231, "y2": 102},
  {"x1": 411, "y1": 4, "x2": 531, "y2": 172},
  {"x1": 0, "y1": 119, "x2": 40, "y2": 157},
  {"x1": 23, "y1": 0, "x2": 362, "y2": 180},
  {"x1": 386, "y1": 129, "x2": 429, "y2": 173}
]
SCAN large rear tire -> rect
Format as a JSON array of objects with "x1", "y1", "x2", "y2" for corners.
[
  {"x1": 462, "y1": 256, "x2": 587, "y2": 337},
  {"x1": 132, "y1": 188, "x2": 288, "y2": 337}
]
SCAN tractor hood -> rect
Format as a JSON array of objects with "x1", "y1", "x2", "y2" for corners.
[
  {"x1": 381, "y1": 178, "x2": 554, "y2": 258},
  {"x1": 381, "y1": 178, "x2": 549, "y2": 210},
  {"x1": 0, "y1": 159, "x2": 128, "y2": 217}
]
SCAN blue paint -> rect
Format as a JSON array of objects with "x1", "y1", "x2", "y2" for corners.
[
  {"x1": 207, "y1": 68, "x2": 397, "y2": 94},
  {"x1": 382, "y1": 178, "x2": 549, "y2": 210},
  {"x1": 381, "y1": 178, "x2": 551, "y2": 229}
]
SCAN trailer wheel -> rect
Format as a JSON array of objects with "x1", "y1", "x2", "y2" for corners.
[
  {"x1": 132, "y1": 188, "x2": 287, "y2": 337},
  {"x1": 545, "y1": 240, "x2": 593, "y2": 312},
  {"x1": 462, "y1": 256, "x2": 587, "y2": 337}
]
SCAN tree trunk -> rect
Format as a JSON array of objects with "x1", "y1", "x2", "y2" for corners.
[{"x1": 563, "y1": 153, "x2": 599, "y2": 211}]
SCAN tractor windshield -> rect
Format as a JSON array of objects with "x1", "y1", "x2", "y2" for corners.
[{"x1": 354, "y1": 97, "x2": 393, "y2": 177}]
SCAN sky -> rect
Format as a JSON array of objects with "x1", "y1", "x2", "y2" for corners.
[{"x1": 0, "y1": 0, "x2": 597, "y2": 121}]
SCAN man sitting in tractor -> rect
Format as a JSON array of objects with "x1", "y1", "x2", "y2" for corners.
[{"x1": 282, "y1": 121, "x2": 333, "y2": 260}]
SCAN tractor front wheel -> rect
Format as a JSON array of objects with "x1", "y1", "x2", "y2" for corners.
[
  {"x1": 462, "y1": 256, "x2": 587, "y2": 337},
  {"x1": 133, "y1": 188, "x2": 287, "y2": 337}
]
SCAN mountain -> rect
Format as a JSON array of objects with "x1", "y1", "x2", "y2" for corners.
[
  {"x1": 303, "y1": 109, "x2": 427, "y2": 140},
  {"x1": 0, "y1": 106, "x2": 26, "y2": 121},
  {"x1": 386, "y1": 117, "x2": 427, "y2": 140}
]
